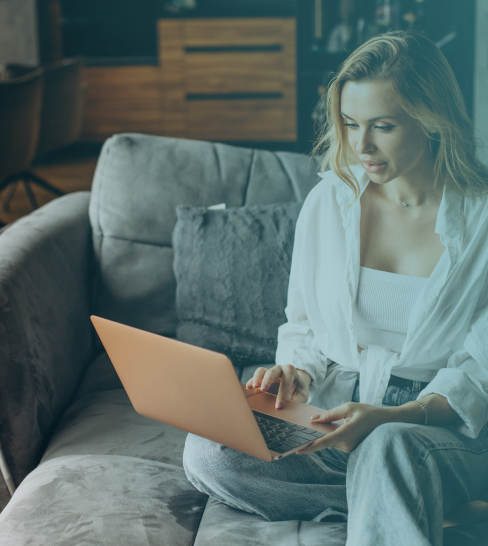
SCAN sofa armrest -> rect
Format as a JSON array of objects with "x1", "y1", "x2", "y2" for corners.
[{"x1": 0, "y1": 192, "x2": 95, "y2": 491}]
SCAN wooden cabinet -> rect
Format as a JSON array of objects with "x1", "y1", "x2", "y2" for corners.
[
  {"x1": 82, "y1": 66, "x2": 164, "y2": 141},
  {"x1": 82, "y1": 18, "x2": 296, "y2": 143},
  {"x1": 158, "y1": 18, "x2": 296, "y2": 142}
]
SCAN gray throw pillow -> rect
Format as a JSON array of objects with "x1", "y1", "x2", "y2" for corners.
[{"x1": 172, "y1": 203, "x2": 302, "y2": 369}]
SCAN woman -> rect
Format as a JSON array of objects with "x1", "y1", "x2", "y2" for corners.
[{"x1": 183, "y1": 30, "x2": 488, "y2": 545}]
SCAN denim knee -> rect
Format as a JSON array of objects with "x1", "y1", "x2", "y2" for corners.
[
  {"x1": 183, "y1": 433, "x2": 240, "y2": 486},
  {"x1": 350, "y1": 422, "x2": 428, "y2": 468},
  {"x1": 183, "y1": 433, "x2": 219, "y2": 484}
]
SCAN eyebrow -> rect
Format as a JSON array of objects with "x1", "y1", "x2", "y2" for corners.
[{"x1": 340, "y1": 112, "x2": 398, "y2": 122}]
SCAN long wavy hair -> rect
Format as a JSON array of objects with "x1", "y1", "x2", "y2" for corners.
[{"x1": 313, "y1": 29, "x2": 488, "y2": 199}]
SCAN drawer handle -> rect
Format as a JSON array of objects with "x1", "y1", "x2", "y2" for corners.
[
  {"x1": 185, "y1": 45, "x2": 283, "y2": 53},
  {"x1": 187, "y1": 92, "x2": 283, "y2": 101}
]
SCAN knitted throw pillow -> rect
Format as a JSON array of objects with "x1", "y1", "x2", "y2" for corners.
[{"x1": 172, "y1": 203, "x2": 302, "y2": 369}]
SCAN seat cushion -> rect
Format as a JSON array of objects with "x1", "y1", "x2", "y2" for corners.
[
  {"x1": 41, "y1": 352, "x2": 188, "y2": 468},
  {"x1": 0, "y1": 352, "x2": 206, "y2": 544},
  {"x1": 194, "y1": 498, "x2": 347, "y2": 546},
  {"x1": 194, "y1": 498, "x2": 488, "y2": 546},
  {"x1": 42, "y1": 389, "x2": 188, "y2": 467},
  {"x1": 173, "y1": 203, "x2": 302, "y2": 368},
  {"x1": 0, "y1": 455, "x2": 207, "y2": 546}
]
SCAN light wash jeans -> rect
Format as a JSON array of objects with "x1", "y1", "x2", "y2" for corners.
[{"x1": 183, "y1": 381, "x2": 488, "y2": 546}]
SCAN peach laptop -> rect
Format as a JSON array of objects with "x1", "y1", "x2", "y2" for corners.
[{"x1": 90, "y1": 316, "x2": 339, "y2": 462}]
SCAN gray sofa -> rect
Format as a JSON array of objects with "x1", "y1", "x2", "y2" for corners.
[{"x1": 0, "y1": 134, "x2": 486, "y2": 545}]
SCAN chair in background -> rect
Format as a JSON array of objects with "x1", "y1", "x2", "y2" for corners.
[
  {"x1": 0, "y1": 68, "x2": 45, "y2": 212},
  {"x1": 36, "y1": 57, "x2": 85, "y2": 157},
  {"x1": 1, "y1": 58, "x2": 85, "y2": 211}
]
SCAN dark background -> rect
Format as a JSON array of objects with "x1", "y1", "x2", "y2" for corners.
[{"x1": 59, "y1": 0, "x2": 475, "y2": 152}]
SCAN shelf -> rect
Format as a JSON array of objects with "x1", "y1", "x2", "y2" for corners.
[{"x1": 84, "y1": 56, "x2": 159, "y2": 67}]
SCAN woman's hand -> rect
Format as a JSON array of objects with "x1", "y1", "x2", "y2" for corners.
[
  {"x1": 296, "y1": 402, "x2": 387, "y2": 454},
  {"x1": 246, "y1": 365, "x2": 311, "y2": 409}
]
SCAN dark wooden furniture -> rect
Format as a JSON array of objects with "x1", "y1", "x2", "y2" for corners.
[
  {"x1": 82, "y1": 66, "x2": 164, "y2": 142},
  {"x1": 158, "y1": 18, "x2": 296, "y2": 142},
  {"x1": 81, "y1": 17, "x2": 296, "y2": 143}
]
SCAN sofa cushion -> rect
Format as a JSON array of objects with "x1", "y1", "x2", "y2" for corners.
[
  {"x1": 89, "y1": 134, "x2": 320, "y2": 338},
  {"x1": 194, "y1": 498, "x2": 488, "y2": 546},
  {"x1": 0, "y1": 455, "x2": 207, "y2": 546},
  {"x1": 173, "y1": 203, "x2": 302, "y2": 368},
  {"x1": 41, "y1": 352, "x2": 188, "y2": 468},
  {"x1": 73, "y1": 350, "x2": 123, "y2": 399},
  {"x1": 194, "y1": 497, "x2": 347, "y2": 546},
  {"x1": 41, "y1": 389, "x2": 188, "y2": 467}
]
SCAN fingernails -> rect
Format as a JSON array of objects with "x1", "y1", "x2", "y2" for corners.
[
  {"x1": 261, "y1": 383, "x2": 268, "y2": 390},
  {"x1": 311, "y1": 414, "x2": 320, "y2": 420},
  {"x1": 276, "y1": 401, "x2": 282, "y2": 409}
]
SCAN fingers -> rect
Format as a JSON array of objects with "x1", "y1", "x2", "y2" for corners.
[
  {"x1": 310, "y1": 404, "x2": 350, "y2": 424},
  {"x1": 276, "y1": 364, "x2": 297, "y2": 409},
  {"x1": 246, "y1": 365, "x2": 307, "y2": 409},
  {"x1": 296, "y1": 424, "x2": 350, "y2": 454},
  {"x1": 296, "y1": 405, "x2": 352, "y2": 454},
  {"x1": 261, "y1": 366, "x2": 284, "y2": 392},
  {"x1": 246, "y1": 367, "x2": 268, "y2": 389},
  {"x1": 246, "y1": 366, "x2": 283, "y2": 391}
]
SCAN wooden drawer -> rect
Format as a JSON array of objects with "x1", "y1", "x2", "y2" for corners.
[
  {"x1": 185, "y1": 51, "x2": 289, "y2": 95},
  {"x1": 158, "y1": 18, "x2": 296, "y2": 142},
  {"x1": 187, "y1": 99, "x2": 296, "y2": 141},
  {"x1": 82, "y1": 66, "x2": 163, "y2": 141},
  {"x1": 81, "y1": 18, "x2": 297, "y2": 143}
]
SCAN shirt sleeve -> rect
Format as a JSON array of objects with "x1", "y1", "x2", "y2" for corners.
[
  {"x1": 275, "y1": 188, "x2": 331, "y2": 396},
  {"x1": 276, "y1": 317, "x2": 331, "y2": 397},
  {"x1": 418, "y1": 289, "x2": 488, "y2": 438},
  {"x1": 418, "y1": 350, "x2": 488, "y2": 438}
]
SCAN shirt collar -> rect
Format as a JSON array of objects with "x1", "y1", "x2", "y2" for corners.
[
  {"x1": 435, "y1": 186, "x2": 463, "y2": 242},
  {"x1": 318, "y1": 165, "x2": 369, "y2": 210},
  {"x1": 319, "y1": 166, "x2": 463, "y2": 242}
]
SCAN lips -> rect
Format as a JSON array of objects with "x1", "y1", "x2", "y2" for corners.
[{"x1": 361, "y1": 160, "x2": 387, "y2": 174}]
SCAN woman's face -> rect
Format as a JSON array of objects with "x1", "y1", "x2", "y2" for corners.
[{"x1": 340, "y1": 80, "x2": 434, "y2": 186}]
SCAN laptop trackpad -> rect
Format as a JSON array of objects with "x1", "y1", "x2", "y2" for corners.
[{"x1": 247, "y1": 390, "x2": 341, "y2": 434}]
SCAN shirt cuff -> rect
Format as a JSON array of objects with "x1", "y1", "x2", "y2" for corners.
[
  {"x1": 275, "y1": 346, "x2": 329, "y2": 397},
  {"x1": 418, "y1": 367, "x2": 488, "y2": 438},
  {"x1": 299, "y1": 350, "x2": 330, "y2": 396}
]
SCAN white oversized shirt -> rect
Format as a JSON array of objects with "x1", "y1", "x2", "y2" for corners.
[{"x1": 275, "y1": 165, "x2": 488, "y2": 439}]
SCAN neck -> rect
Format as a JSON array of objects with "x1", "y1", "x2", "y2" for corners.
[
  {"x1": 379, "y1": 161, "x2": 442, "y2": 208},
  {"x1": 389, "y1": 180, "x2": 442, "y2": 207}
]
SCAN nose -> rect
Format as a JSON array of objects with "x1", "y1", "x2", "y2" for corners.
[{"x1": 355, "y1": 128, "x2": 376, "y2": 155}]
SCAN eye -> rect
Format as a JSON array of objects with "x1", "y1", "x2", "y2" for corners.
[
  {"x1": 343, "y1": 123, "x2": 359, "y2": 129},
  {"x1": 374, "y1": 125, "x2": 395, "y2": 132}
]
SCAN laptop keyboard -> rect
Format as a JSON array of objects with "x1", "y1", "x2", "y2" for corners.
[{"x1": 252, "y1": 410, "x2": 325, "y2": 454}]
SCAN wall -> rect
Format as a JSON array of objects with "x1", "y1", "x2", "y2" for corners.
[
  {"x1": 475, "y1": 0, "x2": 488, "y2": 163},
  {"x1": 0, "y1": 0, "x2": 39, "y2": 64}
]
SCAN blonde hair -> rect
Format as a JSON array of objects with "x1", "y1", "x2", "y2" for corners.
[{"x1": 314, "y1": 29, "x2": 488, "y2": 199}]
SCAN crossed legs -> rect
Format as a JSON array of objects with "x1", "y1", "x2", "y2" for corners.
[{"x1": 184, "y1": 422, "x2": 488, "y2": 545}]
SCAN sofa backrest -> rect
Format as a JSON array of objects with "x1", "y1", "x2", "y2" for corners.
[{"x1": 89, "y1": 134, "x2": 321, "y2": 337}]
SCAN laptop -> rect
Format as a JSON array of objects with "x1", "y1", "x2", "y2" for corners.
[{"x1": 90, "y1": 315, "x2": 340, "y2": 462}]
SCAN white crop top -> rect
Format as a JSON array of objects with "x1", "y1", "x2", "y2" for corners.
[{"x1": 353, "y1": 266, "x2": 428, "y2": 379}]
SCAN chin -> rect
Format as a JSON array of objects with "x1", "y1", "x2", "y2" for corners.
[{"x1": 366, "y1": 173, "x2": 392, "y2": 185}]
